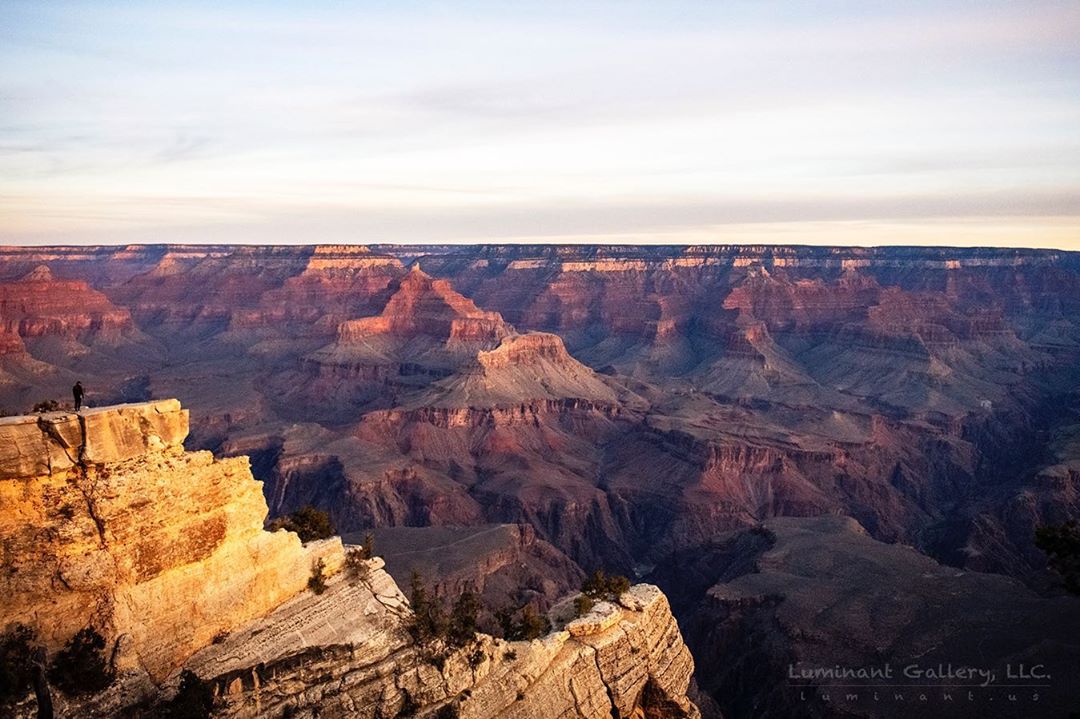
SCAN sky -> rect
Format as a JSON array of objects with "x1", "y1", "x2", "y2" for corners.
[{"x1": 1, "y1": 1, "x2": 1079, "y2": 248}]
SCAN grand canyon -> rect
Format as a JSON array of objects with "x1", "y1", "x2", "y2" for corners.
[{"x1": 2, "y1": 243, "x2": 1079, "y2": 718}]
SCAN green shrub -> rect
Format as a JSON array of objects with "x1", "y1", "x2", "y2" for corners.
[
  {"x1": 406, "y1": 571, "x2": 446, "y2": 646},
  {"x1": 359, "y1": 532, "x2": 375, "y2": 559},
  {"x1": 32, "y1": 399, "x2": 59, "y2": 413},
  {"x1": 269, "y1": 506, "x2": 334, "y2": 543},
  {"x1": 498, "y1": 603, "x2": 551, "y2": 641},
  {"x1": 345, "y1": 547, "x2": 371, "y2": 580},
  {"x1": 573, "y1": 594, "x2": 595, "y2": 617},
  {"x1": 308, "y1": 559, "x2": 328, "y2": 595},
  {"x1": 518, "y1": 606, "x2": 550, "y2": 640},
  {"x1": 447, "y1": 590, "x2": 480, "y2": 648},
  {"x1": 581, "y1": 570, "x2": 630, "y2": 601}
]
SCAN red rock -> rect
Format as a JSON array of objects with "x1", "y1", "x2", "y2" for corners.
[{"x1": 0, "y1": 265, "x2": 134, "y2": 343}]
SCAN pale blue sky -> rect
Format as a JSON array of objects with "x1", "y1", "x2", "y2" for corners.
[{"x1": 1, "y1": 1, "x2": 1079, "y2": 247}]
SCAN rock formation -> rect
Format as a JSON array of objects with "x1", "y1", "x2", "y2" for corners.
[
  {"x1": 0, "y1": 400, "x2": 344, "y2": 682},
  {"x1": 2, "y1": 244, "x2": 1080, "y2": 719},
  {"x1": 178, "y1": 576, "x2": 699, "y2": 719},
  {"x1": 2, "y1": 400, "x2": 700, "y2": 719},
  {"x1": 298, "y1": 265, "x2": 615, "y2": 421},
  {"x1": 0, "y1": 265, "x2": 134, "y2": 344}
]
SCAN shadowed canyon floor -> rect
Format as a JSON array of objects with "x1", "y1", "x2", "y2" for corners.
[{"x1": 2, "y1": 244, "x2": 1080, "y2": 717}]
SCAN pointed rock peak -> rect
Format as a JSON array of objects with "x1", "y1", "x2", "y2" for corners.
[
  {"x1": 145, "y1": 254, "x2": 188, "y2": 277},
  {"x1": 393, "y1": 264, "x2": 437, "y2": 291},
  {"x1": 389, "y1": 269, "x2": 478, "y2": 315},
  {"x1": 21, "y1": 265, "x2": 54, "y2": 282}
]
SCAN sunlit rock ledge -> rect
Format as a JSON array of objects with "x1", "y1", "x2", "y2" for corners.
[{"x1": 0, "y1": 400, "x2": 344, "y2": 681}]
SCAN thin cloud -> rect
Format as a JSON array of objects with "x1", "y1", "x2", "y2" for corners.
[{"x1": 0, "y1": 1, "x2": 1078, "y2": 247}]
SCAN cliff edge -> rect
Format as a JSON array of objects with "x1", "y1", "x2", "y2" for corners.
[
  {"x1": 1, "y1": 400, "x2": 699, "y2": 719},
  {"x1": 0, "y1": 400, "x2": 344, "y2": 681}
]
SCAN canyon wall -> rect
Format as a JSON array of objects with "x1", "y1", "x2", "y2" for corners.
[
  {"x1": 2, "y1": 243, "x2": 1079, "y2": 717},
  {"x1": 4, "y1": 243, "x2": 1073, "y2": 582}
]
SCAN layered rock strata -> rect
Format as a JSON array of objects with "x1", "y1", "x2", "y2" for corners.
[
  {"x1": 193, "y1": 577, "x2": 699, "y2": 719},
  {"x1": 0, "y1": 400, "x2": 344, "y2": 681}
]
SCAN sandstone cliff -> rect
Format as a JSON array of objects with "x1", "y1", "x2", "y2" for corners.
[
  {"x1": 0, "y1": 400, "x2": 344, "y2": 682},
  {"x1": 188, "y1": 575, "x2": 699, "y2": 719}
]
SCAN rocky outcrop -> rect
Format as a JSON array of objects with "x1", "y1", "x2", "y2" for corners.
[
  {"x1": 0, "y1": 399, "x2": 189, "y2": 478},
  {"x1": 300, "y1": 267, "x2": 615, "y2": 415},
  {"x1": 426, "y1": 333, "x2": 619, "y2": 407},
  {"x1": 336, "y1": 265, "x2": 511, "y2": 346},
  {"x1": 228, "y1": 246, "x2": 405, "y2": 339},
  {"x1": 0, "y1": 265, "x2": 135, "y2": 344},
  {"x1": 193, "y1": 578, "x2": 699, "y2": 719},
  {"x1": 0, "y1": 401, "x2": 344, "y2": 681}
]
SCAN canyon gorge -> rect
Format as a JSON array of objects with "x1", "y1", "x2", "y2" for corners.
[{"x1": 2, "y1": 243, "x2": 1079, "y2": 717}]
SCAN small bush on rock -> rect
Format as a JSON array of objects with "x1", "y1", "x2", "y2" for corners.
[
  {"x1": 359, "y1": 532, "x2": 375, "y2": 559},
  {"x1": 581, "y1": 570, "x2": 630, "y2": 602},
  {"x1": 269, "y1": 506, "x2": 335, "y2": 543},
  {"x1": 308, "y1": 558, "x2": 328, "y2": 595},
  {"x1": 406, "y1": 571, "x2": 447, "y2": 646},
  {"x1": 447, "y1": 590, "x2": 480, "y2": 648},
  {"x1": 573, "y1": 594, "x2": 595, "y2": 617},
  {"x1": 498, "y1": 603, "x2": 551, "y2": 641},
  {"x1": 346, "y1": 547, "x2": 371, "y2": 580}
]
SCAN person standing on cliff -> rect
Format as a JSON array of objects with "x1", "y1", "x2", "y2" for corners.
[{"x1": 72, "y1": 381, "x2": 84, "y2": 411}]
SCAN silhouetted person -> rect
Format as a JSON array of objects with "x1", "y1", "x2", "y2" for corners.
[{"x1": 72, "y1": 381, "x2": 84, "y2": 411}]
